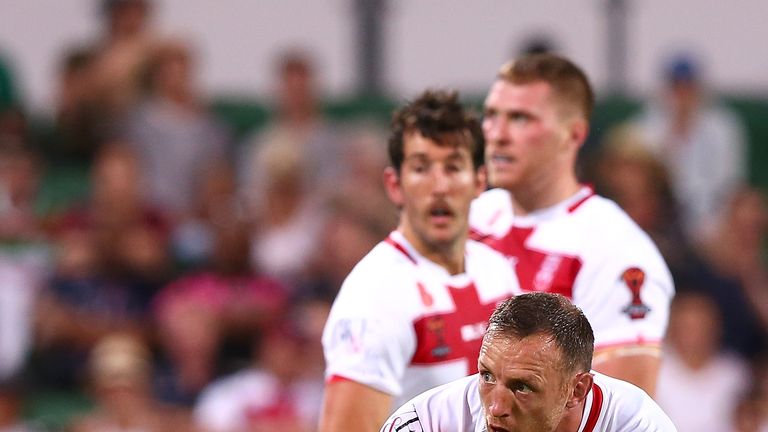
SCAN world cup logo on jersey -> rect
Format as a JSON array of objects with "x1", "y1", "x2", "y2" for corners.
[
  {"x1": 426, "y1": 317, "x2": 451, "y2": 358},
  {"x1": 621, "y1": 267, "x2": 650, "y2": 320}
]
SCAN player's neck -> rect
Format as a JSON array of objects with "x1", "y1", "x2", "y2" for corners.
[
  {"x1": 556, "y1": 397, "x2": 589, "y2": 432},
  {"x1": 510, "y1": 173, "x2": 582, "y2": 216},
  {"x1": 398, "y1": 227, "x2": 466, "y2": 275}
]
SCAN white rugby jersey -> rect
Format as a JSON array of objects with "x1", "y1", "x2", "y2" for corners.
[
  {"x1": 469, "y1": 187, "x2": 674, "y2": 351},
  {"x1": 322, "y1": 231, "x2": 521, "y2": 407},
  {"x1": 381, "y1": 372, "x2": 678, "y2": 432}
]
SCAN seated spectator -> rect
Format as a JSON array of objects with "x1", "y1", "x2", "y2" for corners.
[
  {"x1": 695, "y1": 186, "x2": 768, "y2": 360},
  {"x1": 123, "y1": 38, "x2": 229, "y2": 219},
  {"x1": 299, "y1": 194, "x2": 392, "y2": 302},
  {"x1": 32, "y1": 144, "x2": 170, "y2": 389},
  {"x1": 240, "y1": 50, "x2": 344, "y2": 209},
  {"x1": 171, "y1": 161, "x2": 239, "y2": 269},
  {"x1": 46, "y1": 47, "x2": 102, "y2": 163},
  {"x1": 194, "y1": 305, "x2": 327, "y2": 432},
  {"x1": 656, "y1": 292, "x2": 750, "y2": 431},
  {"x1": 69, "y1": 333, "x2": 194, "y2": 432},
  {"x1": 153, "y1": 215, "x2": 287, "y2": 406},
  {"x1": 249, "y1": 140, "x2": 327, "y2": 285}
]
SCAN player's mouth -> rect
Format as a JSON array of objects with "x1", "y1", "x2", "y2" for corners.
[
  {"x1": 428, "y1": 204, "x2": 454, "y2": 225},
  {"x1": 487, "y1": 422, "x2": 511, "y2": 432},
  {"x1": 489, "y1": 153, "x2": 516, "y2": 167}
]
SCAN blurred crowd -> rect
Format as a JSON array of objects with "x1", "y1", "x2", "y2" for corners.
[{"x1": 0, "y1": 0, "x2": 767, "y2": 431}]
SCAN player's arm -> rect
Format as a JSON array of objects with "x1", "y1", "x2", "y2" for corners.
[
  {"x1": 319, "y1": 378, "x2": 393, "y2": 432},
  {"x1": 592, "y1": 347, "x2": 661, "y2": 397},
  {"x1": 582, "y1": 232, "x2": 674, "y2": 398}
]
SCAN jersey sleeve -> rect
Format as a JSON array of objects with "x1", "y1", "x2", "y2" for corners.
[
  {"x1": 322, "y1": 261, "x2": 418, "y2": 396},
  {"x1": 573, "y1": 226, "x2": 674, "y2": 351}
]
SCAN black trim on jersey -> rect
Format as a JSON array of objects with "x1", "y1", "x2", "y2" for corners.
[{"x1": 395, "y1": 416, "x2": 421, "y2": 431}]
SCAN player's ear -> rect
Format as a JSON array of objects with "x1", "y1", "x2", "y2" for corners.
[
  {"x1": 568, "y1": 118, "x2": 589, "y2": 150},
  {"x1": 383, "y1": 166, "x2": 404, "y2": 207},
  {"x1": 565, "y1": 371, "x2": 593, "y2": 409}
]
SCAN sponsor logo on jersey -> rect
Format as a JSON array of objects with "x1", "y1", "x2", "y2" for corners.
[{"x1": 460, "y1": 322, "x2": 487, "y2": 342}]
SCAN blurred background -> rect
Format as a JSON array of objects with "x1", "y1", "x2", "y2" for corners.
[{"x1": 0, "y1": 1, "x2": 767, "y2": 431}]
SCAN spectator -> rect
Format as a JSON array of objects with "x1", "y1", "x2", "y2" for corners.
[
  {"x1": 33, "y1": 144, "x2": 169, "y2": 389},
  {"x1": 241, "y1": 50, "x2": 344, "y2": 209},
  {"x1": 695, "y1": 186, "x2": 768, "y2": 360},
  {"x1": 656, "y1": 292, "x2": 750, "y2": 431},
  {"x1": 631, "y1": 53, "x2": 748, "y2": 237},
  {"x1": 194, "y1": 307, "x2": 327, "y2": 432},
  {"x1": 69, "y1": 333, "x2": 195, "y2": 432},
  {"x1": 248, "y1": 139, "x2": 327, "y2": 285},
  {"x1": 123, "y1": 39, "x2": 230, "y2": 219},
  {"x1": 153, "y1": 214, "x2": 287, "y2": 406},
  {"x1": 89, "y1": 0, "x2": 156, "y2": 119},
  {"x1": 47, "y1": 47, "x2": 102, "y2": 163}
]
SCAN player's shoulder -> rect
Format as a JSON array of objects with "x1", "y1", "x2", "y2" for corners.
[
  {"x1": 470, "y1": 188, "x2": 513, "y2": 236},
  {"x1": 570, "y1": 194, "x2": 660, "y2": 249},
  {"x1": 466, "y1": 238, "x2": 508, "y2": 261},
  {"x1": 593, "y1": 372, "x2": 677, "y2": 430},
  {"x1": 330, "y1": 236, "x2": 422, "y2": 313},
  {"x1": 573, "y1": 195, "x2": 641, "y2": 234},
  {"x1": 343, "y1": 238, "x2": 418, "y2": 284},
  {"x1": 594, "y1": 370, "x2": 648, "y2": 398},
  {"x1": 382, "y1": 375, "x2": 481, "y2": 432}
]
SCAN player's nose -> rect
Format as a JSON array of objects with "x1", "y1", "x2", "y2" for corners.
[
  {"x1": 485, "y1": 386, "x2": 512, "y2": 418},
  {"x1": 431, "y1": 169, "x2": 450, "y2": 195}
]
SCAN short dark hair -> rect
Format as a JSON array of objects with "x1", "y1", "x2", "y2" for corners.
[
  {"x1": 486, "y1": 293, "x2": 594, "y2": 374},
  {"x1": 388, "y1": 90, "x2": 484, "y2": 172},
  {"x1": 497, "y1": 53, "x2": 594, "y2": 121}
]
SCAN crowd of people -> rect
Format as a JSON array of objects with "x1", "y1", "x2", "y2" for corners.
[{"x1": 0, "y1": 0, "x2": 767, "y2": 431}]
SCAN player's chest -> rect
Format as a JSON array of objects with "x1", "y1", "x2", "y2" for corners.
[
  {"x1": 486, "y1": 226, "x2": 583, "y2": 297},
  {"x1": 408, "y1": 275, "x2": 511, "y2": 369}
]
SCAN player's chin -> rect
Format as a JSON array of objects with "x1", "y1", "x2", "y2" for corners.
[
  {"x1": 487, "y1": 171, "x2": 520, "y2": 190},
  {"x1": 424, "y1": 227, "x2": 462, "y2": 248}
]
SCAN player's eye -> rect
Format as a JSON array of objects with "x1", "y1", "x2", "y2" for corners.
[
  {"x1": 446, "y1": 162, "x2": 462, "y2": 173},
  {"x1": 509, "y1": 112, "x2": 529, "y2": 123},
  {"x1": 510, "y1": 381, "x2": 533, "y2": 394},
  {"x1": 480, "y1": 371, "x2": 495, "y2": 384}
]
